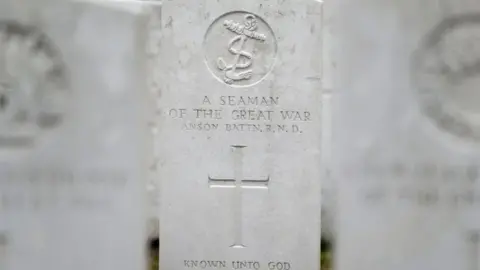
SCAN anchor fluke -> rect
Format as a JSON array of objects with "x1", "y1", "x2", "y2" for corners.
[{"x1": 217, "y1": 58, "x2": 228, "y2": 71}]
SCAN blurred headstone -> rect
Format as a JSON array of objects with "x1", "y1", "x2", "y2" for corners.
[
  {"x1": 334, "y1": 1, "x2": 480, "y2": 270},
  {"x1": 0, "y1": 0, "x2": 151, "y2": 269}
]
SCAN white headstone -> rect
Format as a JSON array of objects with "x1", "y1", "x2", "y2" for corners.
[
  {"x1": 0, "y1": 0, "x2": 151, "y2": 269},
  {"x1": 157, "y1": 1, "x2": 323, "y2": 270},
  {"x1": 335, "y1": 1, "x2": 480, "y2": 270}
]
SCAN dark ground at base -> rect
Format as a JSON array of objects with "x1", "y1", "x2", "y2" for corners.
[{"x1": 149, "y1": 238, "x2": 159, "y2": 270}]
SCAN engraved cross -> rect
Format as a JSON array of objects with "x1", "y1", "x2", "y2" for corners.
[{"x1": 208, "y1": 145, "x2": 269, "y2": 249}]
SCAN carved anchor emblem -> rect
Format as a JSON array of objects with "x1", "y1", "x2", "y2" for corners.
[{"x1": 217, "y1": 14, "x2": 267, "y2": 85}]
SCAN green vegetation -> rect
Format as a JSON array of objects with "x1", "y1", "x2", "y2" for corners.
[
  {"x1": 150, "y1": 251, "x2": 159, "y2": 270},
  {"x1": 149, "y1": 239, "x2": 159, "y2": 270},
  {"x1": 321, "y1": 238, "x2": 332, "y2": 270},
  {"x1": 321, "y1": 251, "x2": 332, "y2": 270}
]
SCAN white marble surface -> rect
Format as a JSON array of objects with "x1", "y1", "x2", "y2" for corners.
[{"x1": 157, "y1": 1, "x2": 323, "y2": 269}]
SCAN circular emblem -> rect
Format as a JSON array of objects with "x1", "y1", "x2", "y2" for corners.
[
  {"x1": 203, "y1": 11, "x2": 277, "y2": 87},
  {"x1": 413, "y1": 14, "x2": 480, "y2": 143},
  {"x1": 0, "y1": 21, "x2": 68, "y2": 149}
]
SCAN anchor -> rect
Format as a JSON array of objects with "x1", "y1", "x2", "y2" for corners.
[{"x1": 217, "y1": 14, "x2": 267, "y2": 85}]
